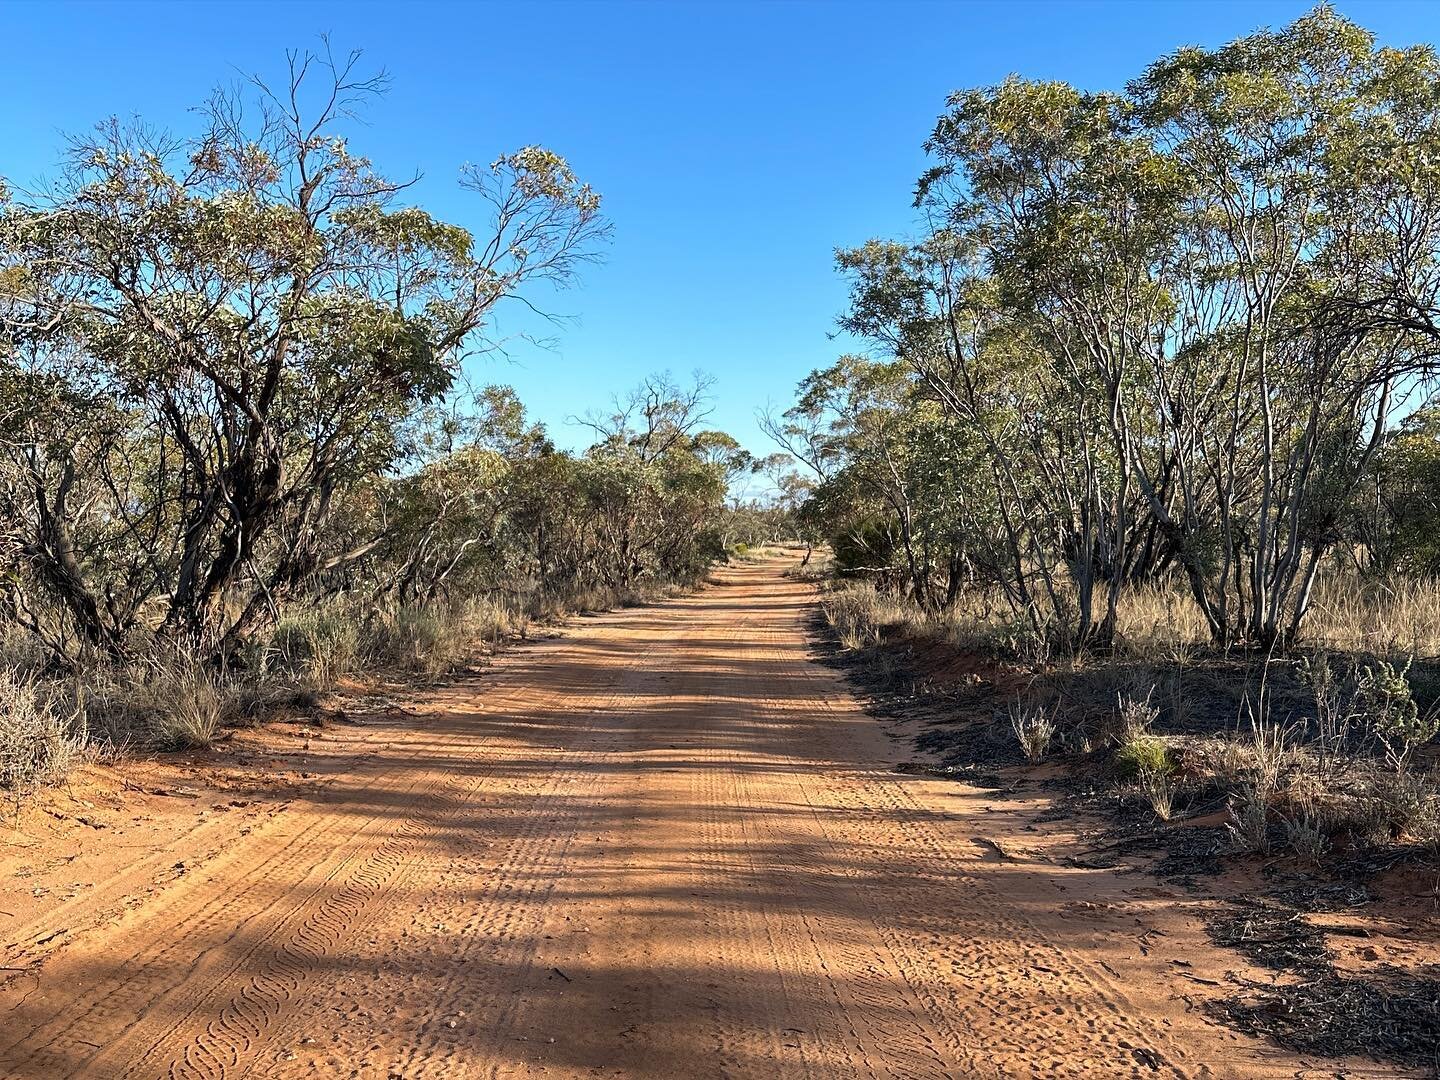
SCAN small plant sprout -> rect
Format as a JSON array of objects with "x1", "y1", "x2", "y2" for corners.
[
  {"x1": 1009, "y1": 700, "x2": 1055, "y2": 763},
  {"x1": 1138, "y1": 765, "x2": 1177, "y2": 822},
  {"x1": 1227, "y1": 781, "x2": 1273, "y2": 855}
]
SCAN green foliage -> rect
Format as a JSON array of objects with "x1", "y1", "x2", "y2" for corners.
[
  {"x1": 1113, "y1": 736, "x2": 1174, "y2": 779},
  {"x1": 1353, "y1": 659, "x2": 1440, "y2": 769},
  {"x1": 358, "y1": 372, "x2": 737, "y2": 620},
  {"x1": 1368, "y1": 408, "x2": 1440, "y2": 574},
  {"x1": 830, "y1": 516, "x2": 897, "y2": 577}
]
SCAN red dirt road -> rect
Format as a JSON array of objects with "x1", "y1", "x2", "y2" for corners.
[{"x1": 0, "y1": 558, "x2": 1391, "y2": 1078}]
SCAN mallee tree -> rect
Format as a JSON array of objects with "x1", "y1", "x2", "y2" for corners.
[{"x1": 0, "y1": 46, "x2": 607, "y2": 663}]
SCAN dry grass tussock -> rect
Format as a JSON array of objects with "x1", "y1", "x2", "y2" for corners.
[
  {"x1": 263, "y1": 579, "x2": 682, "y2": 691},
  {"x1": 822, "y1": 572, "x2": 1440, "y2": 661},
  {"x1": 823, "y1": 576, "x2": 1440, "y2": 659},
  {"x1": 822, "y1": 583, "x2": 919, "y2": 651},
  {"x1": 1115, "y1": 575, "x2": 1440, "y2": 660}
]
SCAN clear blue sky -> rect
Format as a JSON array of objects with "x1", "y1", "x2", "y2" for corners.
[{"x1": 4, "y1": 1, "x2": 1439, "y2": 463}]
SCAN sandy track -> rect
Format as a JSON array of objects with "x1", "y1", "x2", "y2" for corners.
[{"x1": 0, "y1": 558, "x2": 1374, "y2": 1078}]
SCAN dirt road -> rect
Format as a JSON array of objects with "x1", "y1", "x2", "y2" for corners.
[{"x1": 0, "y1": 558, "x2": 1373, "y2": 1078}]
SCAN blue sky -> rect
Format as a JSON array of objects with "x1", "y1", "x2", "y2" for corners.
[{"x1": 4, "y1": 0, "x2": 1440, "y2": 468}]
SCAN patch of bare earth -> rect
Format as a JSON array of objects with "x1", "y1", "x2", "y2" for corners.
[{"x1": 0, "y1": 555, "x2": 1413, "y2": 1077}]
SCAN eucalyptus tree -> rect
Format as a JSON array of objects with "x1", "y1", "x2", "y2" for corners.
[
  {"x1": 1131, "y1": 6, "x2": 1440, "y2": 646},
  {"x1": 0, "y1": 47, "x2": 607, "y2": 663},
  {"x1": 880, "y1": 79, "x2": 1191, "y2": 648},
  {"x1": 815, "y1": 5, "x2": 1440, "y2": 651},
  {"x1": 354, "y1": 376, "x2": 738, "y2": 606},
  {"x1": 373, "y1": 386, "x2": 549, "y2": 606},
  {"x1": 562, "y1": 374, "x2": 735, "y2": 590},
  {"x1": 780, "y1": 357, "x2": 929, "y2": 600},
  {"x1": 777, "y1": 354, "x2": 993, "y2": 607},
  {"x1": 834, "y1": 230, "x2": 1158, "y2": 649}
]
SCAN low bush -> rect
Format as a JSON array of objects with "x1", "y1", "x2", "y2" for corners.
[
  {"x1": 1115, "y1": 689, "x2": 1160, "y2": 741},
  {"x1": 0, "y1": 670, "x2": 84, "y2": 793},
  {"x1": 1009, "y1": 700, "x2": 1055, "y2": 762},
  {"x1": 1352, "y1": 659, "x2": 1440, "y2": 770},
  {"x1": 1283, "y1": 813, "x2": 1331, "y2": 865},
  {"x1": 1363, "y1": 770, "x2": 1438, "y2": 843},
  {"x1": 1227, "y1": 781, "x2": 1273, "y2": 854}
]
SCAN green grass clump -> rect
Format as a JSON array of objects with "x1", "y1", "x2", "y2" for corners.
[{"x1": 1114, "y1": 735, "x2": 1174, "y2": 779}]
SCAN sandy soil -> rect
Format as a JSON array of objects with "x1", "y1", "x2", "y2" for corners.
[{"x1": 0, "y1": 557, "x2": 1412, "y2": 1078}]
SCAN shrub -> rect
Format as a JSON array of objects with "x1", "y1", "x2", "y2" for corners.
[
  {"x1": 1227, "y1": 781, "x2": 1273, "y2": 854},
  {"x1": 1283, "y1": 813, "x2": 1331, "y2": 865},
  {"x1": 1353, "y1": 658, "x2": 1440, "y2": 770},
  {"x1": 1363, "y1": 770, "x2": 1438, "y2": 843},
  {"x1": 0, "y1": 670, "x2": 84, "y2": 793}
]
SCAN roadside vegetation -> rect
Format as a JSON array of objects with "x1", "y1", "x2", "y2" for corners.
[
  {"x1": 788, "y1": 2, "x2": 1440, "y2": 871},
  {"x1": 784, "y1": 8, "x2": 1440, "y2": 1066},
  {"x1": 0, "y1": 48, "x2": 763, "y2": 796}
]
